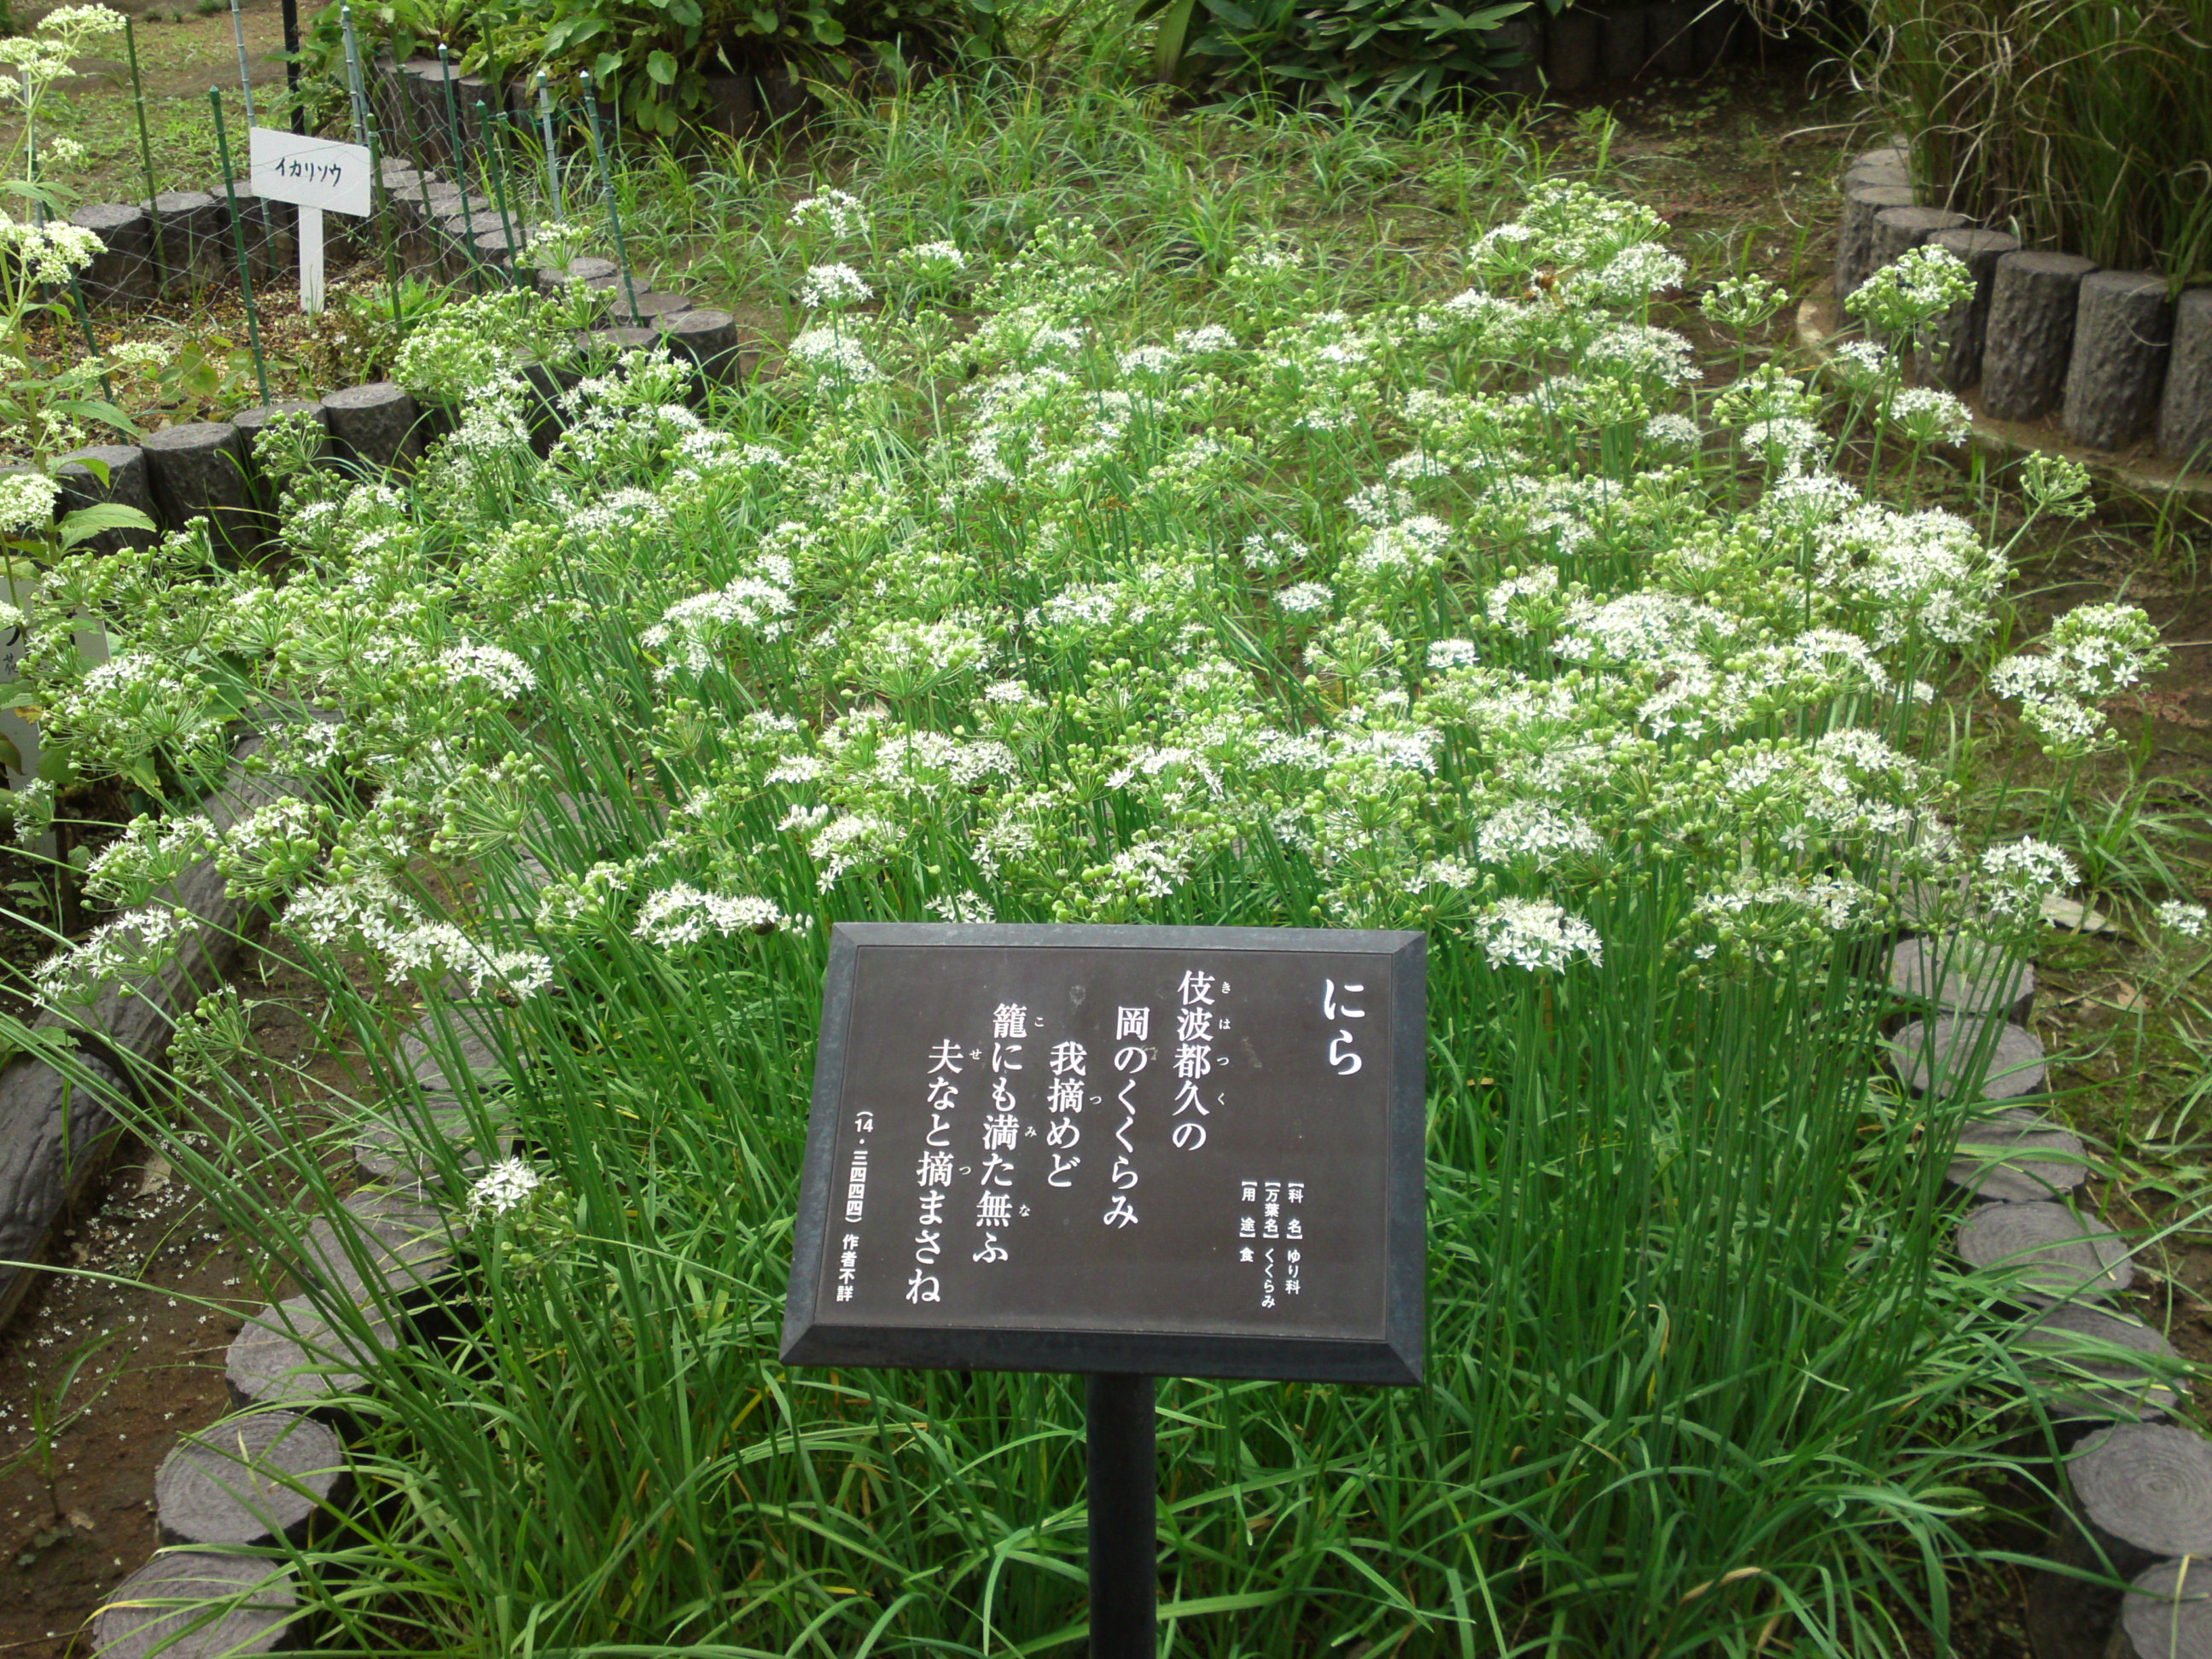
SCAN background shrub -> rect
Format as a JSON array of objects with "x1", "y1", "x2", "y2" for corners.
[
  {"x1": 1144, "y1": 0, "x2": 1540, "y2": 110},
  {"x1": 311, "y1": 0, "x2": 998, "y2": 137}
]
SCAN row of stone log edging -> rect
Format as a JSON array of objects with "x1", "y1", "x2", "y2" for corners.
[
  {"x1": 0, "y1": 707, "x2": 393, "y2": 1659},
  {"x1": 1885, "y1": 927, "x2": 2212, "y2": 1657},
  {"x1": 87, "y1": 856, "x2": 541, "y2": 1654},
  {"x1": 0, "y1": 735, "x2": 323, "y2": 1335},
  {"x1": 65, "y1": 132, "x2": 732, "y2": 339},
  {"x1": 47, "y1": 290, "x2": 750, "y2": 562},
  {"x1": 1834, "y1": 142, "x2": 2211, "y2": 474},
  {"x1": 88, "y1": 1011, "x2": 520, "y2": 1657}
]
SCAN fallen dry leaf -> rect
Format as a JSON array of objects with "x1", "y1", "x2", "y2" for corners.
[
  {"x1": 2091, "y1": 980, "x2": 2149, "y2": 1014},
  {"x1": 2042, "y1": 895, "x2": 2120, "y2": 935}
]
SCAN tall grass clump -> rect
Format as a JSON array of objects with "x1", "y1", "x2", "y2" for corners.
[
  {"x1": 1860, "y1": 0, "x2": 2212, "y2": 282},
  {"x1": 8, "y1": 99, "x2": 2175, "y2": 1656}
]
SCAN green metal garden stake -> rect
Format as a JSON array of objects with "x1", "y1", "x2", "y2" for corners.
[
  {"x1": 535, "y1": 71, "x2": 560, "y2": 216},
  {"x1": 125, "y1": 20, "x2": 171, "y2": 285},
  {"x1": 341, "y1": 4, "x2": 406, "y2": 334},
  {"x1": 579, "y1": 74, "x2": 643, "y2": 323},
  {"x1": 339, "y1": 2, "x2": 370, "y2": 148},
  {"x1": 483, "y1": 101, "x2": 521, "y2": 288},
  {"x1": 227, "y1": 0, "x2": 258, "y2": 131},
  {"x1": 281, "y1": 0, "x2": 304, "y2": 134},
  {"x1": 65, "y1": 277, "x2": 115, "y2": 404},
  {"x1": 439, "y1": 44, "x2": 484, "y2": 294},
  {"x1": 208, "y1": 89, "x2": 271, "y2": 407}
]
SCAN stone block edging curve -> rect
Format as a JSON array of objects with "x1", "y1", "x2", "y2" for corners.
[{"x1": 1825, "y1": 142, "x2": 2212, "y2": 491}]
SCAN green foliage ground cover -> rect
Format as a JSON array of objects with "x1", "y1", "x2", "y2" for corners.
[{"x1": 4, "y1": 61, "x2": 2207, "y2": 1659}]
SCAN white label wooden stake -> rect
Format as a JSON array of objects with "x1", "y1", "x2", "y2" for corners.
[
  {"x1": 299, "y1": 203, "x2": 325, "y2": 314},
  {"x1": 249, "y1": 127, "x2": 372, "y2": 315}
]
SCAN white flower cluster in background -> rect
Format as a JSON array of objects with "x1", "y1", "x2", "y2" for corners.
[
  {"x1": 1990, "y1": 601, "x2": 2168, "y2": 756},
  {"x1": 9, "y1": 174, "x2": 2122, "y2": 1032},
  {"x1": 799, "y1": 263, "x2": 874, "y2": 309},
  {"x1": 633, "y1": 885, "x2": 805, "y2": 947},
  {"x1": 34, "y1": 905, "x2": 191, "y2": 1006},
  {"x1": 788, "y1": 328, "x2": 880, "y2": 387},
  {"x1": 0, "y1": 471, "x2": 59, "y2": 535},
  {"x1": 1473, "y1": 899, "x2": 1604, "y2": 972},
  {"x1": 2154, "y1": 900, "x2": 2209, "y2": 940},
  {"x1": 787, "y1": 189, "x2": 870, "y2": 240}
]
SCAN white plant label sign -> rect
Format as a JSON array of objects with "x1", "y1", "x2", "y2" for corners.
[{"x1": 247, "y1": 128, "x2": 373, "y2": 316}]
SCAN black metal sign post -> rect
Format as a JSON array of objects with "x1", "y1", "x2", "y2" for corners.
[
  {"x1": 1086, "y1": 1373, "x2": 1156, "y2": 1657},
  {"x1": 783, "y1": 923, "x2": 1427, "y2": 1654}
]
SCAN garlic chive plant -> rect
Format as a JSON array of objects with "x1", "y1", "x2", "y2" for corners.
[{"x1": 10, "y1": 138, "x2": 2177, "y2": 1656}]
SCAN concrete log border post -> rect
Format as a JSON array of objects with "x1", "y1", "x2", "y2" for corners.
[
  {"x1": 230, "y1": 399, "x2": 331, "y2": 471},
  {"x1": 69, "y1": 203, "x2": 157, "y2": 307},
  {"x1": 2157, "y1": 290, "x2": 2212, "y2": 470},
  {"x1": 1864, "y1": 205, "x2": 1970, "y2": 345},
  {"x1": 2114, "y1": 1557, "x2": 2212, "y2": 1659},
  {"x1": 145, "y1": 190, "x2": 225, "y2": 298},
  {"x1": 658, "y1": 310, "x2": 746, "y2": 387},
  {"x1": 80, "y1": 851, "x2": 546, "y2": 1659},
  {"x1": 141, "y1": 422, "x2": 251, "y2": 553},
  {"x1": 1981, "y1": 251, "x2": 2101, "y2": 423},
  {"x1": 2026, "y1": 1427, "x2": 2212, "y2": 1659},
  {"x1": 2063, "y1": 271, "x2": 2176, "y2": 452},
  {"x1": 1877, "y1": 911, "x2": 2212, "y2": 1657},
  {"x1": 21, "y1": 342, "x2": 619, "y2": 558},
  {"x1": 53, "y1": 445, "x2": 159, "y2": 556},
  {"x1": 1836, "y1": 183, "x2": 1920, "y2": 306},
  {"x1": 1822, "y1": 143, "x2": 2208, "y2": 480},
  {"x1": 321, "y1": 382, "x2": 429, "y2": 475},
  {"x1": 1915, "y1": 226, "x2": 2021, "y2": 392}
]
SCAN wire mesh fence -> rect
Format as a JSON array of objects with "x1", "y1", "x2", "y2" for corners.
[{"x1": 60, "y1": 37, "x2": 649, "y2": 334}]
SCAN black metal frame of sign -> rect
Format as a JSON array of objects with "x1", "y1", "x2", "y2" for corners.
[
  {"x1": 781, "y1": 923, "x2": 1425, "y2": 1656},
  {"x1": 782, "y1": 923, "x2": 1427, "y2": 1385}
]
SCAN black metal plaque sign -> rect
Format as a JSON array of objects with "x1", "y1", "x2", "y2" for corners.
[{"x1": 782, "y1": 923, "x2": 1425, "y2": 1384}]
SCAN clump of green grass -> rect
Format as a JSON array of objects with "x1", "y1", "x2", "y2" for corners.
[{"x1": 1860, "y1": 0, "x2": 2212, "y2": 282}]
